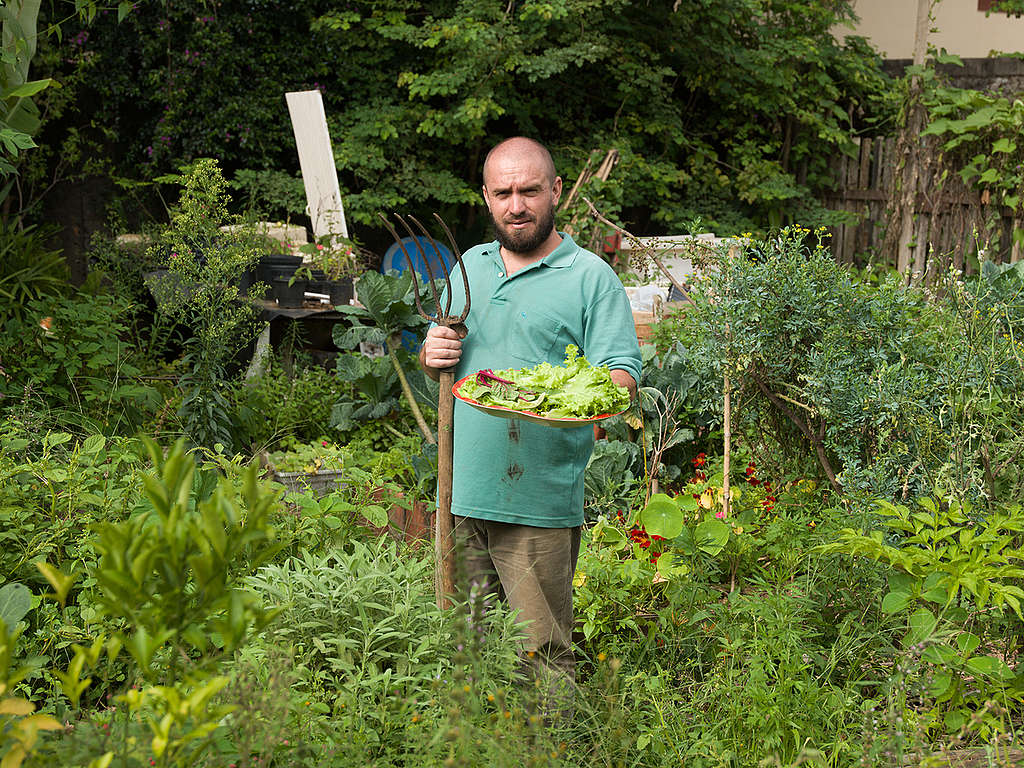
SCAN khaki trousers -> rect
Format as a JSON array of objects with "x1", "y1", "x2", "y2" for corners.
[{"x1": 453, "y1": 516, "x2": 582, "y2": 701}]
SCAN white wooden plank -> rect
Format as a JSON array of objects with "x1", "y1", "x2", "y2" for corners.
[{"x1": 286, "y1": 90, "x2": 348, "y2": 242}]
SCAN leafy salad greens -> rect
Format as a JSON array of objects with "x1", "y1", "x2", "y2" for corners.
[{"x1": 457, "y1": 345, "x2": 630, "y2": 419}]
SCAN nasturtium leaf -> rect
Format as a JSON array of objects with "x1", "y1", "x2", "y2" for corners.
[
  {"x1": 656, "y1": 552, "x2": 687, "y2": 581},
  {"x1": 694, "y1": 519, "x2": 730, "y2": 556},
  {"x1": 641, "y1": 494, "x2": 683, "y2": 540},
  {"x1": 676, "y1": 493, "x2": 698, "y2": 511}
]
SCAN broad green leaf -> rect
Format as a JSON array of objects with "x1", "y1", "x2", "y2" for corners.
[
  {"x1": 3, "y1": 78, "x2": 54, "y2": 99},
  {"x1": 929, "y1": 671, "x2": 953, "y2": 699},
  {"x1": 903, "y1": 607, "x2": 937, "y2": 648},
  {"x1": 0, "y1": 582, "x2": 31, "y2": 627},
  {"x1": 956, "y1": 632, "x2": 980, "y2": 656},
  {"x1": 978, "y1": 168, "x2": 1000, "y2": 184},
  {"x1": 656, "y1": 552, "x2": 687, "y2": 580},
  {"x1": 922, "y1": 643, "x2": 956, "y2": 666},
  {"x1": 992, "y1": 137, "x2": 1016, "y2": 153},
  {"x1": 676, "y1": 493, "x2": 698, "y2": 511},
  {"x1": 694, "y1": 519, "x2": 730, "y2": 556},
  {"x1": 82, "y1": 434, "x2": 106, "y2": 454},
  {"x1": 640, "y1": 493, "x2": 683, "y2": 540},
  {"x1": 590, "y1": 517, "x2": 626, "y2": 549},
  {"x1": 965, "y1": 655, "x2": 1014, "y2": 680},
  {"x1": 880, "y1": 590, "x2": 911, "y2": 615},
  {"x1": 362, "y1": 504, "x2": 388, "y2": 528}
]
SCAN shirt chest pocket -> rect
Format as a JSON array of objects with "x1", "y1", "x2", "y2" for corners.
[{"x1": 506, "y1": 308, "x2": 570, "y2": 365}]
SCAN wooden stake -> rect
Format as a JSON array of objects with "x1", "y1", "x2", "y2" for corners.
[{"x1": 723, "y1": 374, "x2": 731, "y2": 521}]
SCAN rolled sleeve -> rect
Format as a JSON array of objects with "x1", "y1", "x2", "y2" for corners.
[{"x1": 584, "y1": 285, "x2": 643, "y2": 385}]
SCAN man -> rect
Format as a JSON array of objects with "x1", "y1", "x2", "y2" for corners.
[{"x1": 419, "y1": 137, "x2": 641, "y2": 707}]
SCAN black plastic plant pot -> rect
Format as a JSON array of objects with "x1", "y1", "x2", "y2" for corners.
[
  {"x1": 325, "y1": 276, "x2": 354, "y2": 306},
  {"x1": 257, "y1": 253, "x2": 302, "y2": 284},
  {"x1": 273, "y1": 276, "x2": 307, "y2": 308}
]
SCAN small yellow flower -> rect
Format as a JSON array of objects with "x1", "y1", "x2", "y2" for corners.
[
  {"x1": 597, "y1": 652, "x2": 607, "y2": 662},
  {"x1": 412, "y1": 714, "x2": 420, "y2": 723}
]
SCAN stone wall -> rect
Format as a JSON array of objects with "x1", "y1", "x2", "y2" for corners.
[{"x1": 883, "y1": 57, "x2": 1024, "y2": 97}]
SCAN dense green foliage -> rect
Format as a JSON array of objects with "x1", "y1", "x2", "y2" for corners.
[
  {"x1": 38, "y1": 0, "x2": 895, "y2": 240},
  {"x1": 5, "y1": 3, "x2": 1024, "y2": 765},
  {"x1": 652, "y1": 229, "x2": 1024, "y2": 505}
]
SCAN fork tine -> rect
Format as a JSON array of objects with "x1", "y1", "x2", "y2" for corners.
[
  {"x1": 376, "y1": 212, "x2": 436, "y2": 323},
  {"x1": 408, "y1": 215, "x2": 453, "y2": 319},
  {"x1": 395, "y1": 213, "x2": 444, "y2": 320},
  {"x1": 432, "y1": 213, "x2": 472, "y2": 323}
]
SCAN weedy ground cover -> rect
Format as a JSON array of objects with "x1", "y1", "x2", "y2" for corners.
[{"x1": 3, "y1": 229, "x2": 1024, "y2": 767}]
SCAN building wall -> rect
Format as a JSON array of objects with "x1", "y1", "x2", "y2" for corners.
[{"x1": 836, "y1": 1, "x2": 1024, "y2": 59}]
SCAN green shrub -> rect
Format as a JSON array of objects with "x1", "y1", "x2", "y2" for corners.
[
  {"x1": 248, "y1": 539, "x2": 526, "y2": 763},
  {"x1": 0, "y1": 294, "x2": 162, "y2": 429},
  {"x1": 0, "y1": 223, "x2": 67, "y2": 324},
  {"x1": 231, "y1": 361, "x2": 347, "y2": 450}
]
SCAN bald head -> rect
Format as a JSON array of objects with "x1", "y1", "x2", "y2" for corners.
[{"x1": 482, "y1": 137, "x2": 557, "y2": 188}]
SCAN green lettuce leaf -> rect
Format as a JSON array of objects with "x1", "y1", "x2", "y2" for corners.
[{"x1": 458, "y1": 345, "x2": 630, "y2": 419}]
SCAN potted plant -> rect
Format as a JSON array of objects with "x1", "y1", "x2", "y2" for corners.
[{"x1": 298, "y1": 233, "x2": 357, "y2": 306}]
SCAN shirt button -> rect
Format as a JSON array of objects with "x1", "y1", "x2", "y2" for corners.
[{"x1": 498, "y1": 271, "x2": 504, "y2": 277}]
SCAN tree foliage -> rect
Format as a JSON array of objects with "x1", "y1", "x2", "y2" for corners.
[{"x1": 40, "y1": 0, "x2": 895, "y2": 240}]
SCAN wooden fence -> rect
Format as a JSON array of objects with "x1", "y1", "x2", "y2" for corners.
[{"x1": 822, "y1": 136, "x2": 1022, "y2": 275}]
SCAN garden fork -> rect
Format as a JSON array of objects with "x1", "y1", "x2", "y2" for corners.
[{"x1": 378, "y1": 213, "x2": 470, "y2": 610}]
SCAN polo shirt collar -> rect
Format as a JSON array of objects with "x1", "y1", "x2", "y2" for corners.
[
  {"x1": 484, "y1": 232, "x2": 579, "y2": 270},
  {"x1": 541, "y1": 232, "x2": 579, "y2": 269}
]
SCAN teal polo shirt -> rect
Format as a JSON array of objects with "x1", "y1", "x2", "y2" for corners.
[{"x1": 440, "y1": 233, "x2": 642, "y2": 528}]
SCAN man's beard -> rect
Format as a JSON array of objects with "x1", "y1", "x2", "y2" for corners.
[{"x1": 491, "y1": 204, "x2": 556, "y2": 254}]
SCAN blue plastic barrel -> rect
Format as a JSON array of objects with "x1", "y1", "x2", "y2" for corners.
[{"x1": 381, "y1": 235, "x2": 454, "y2": 283}]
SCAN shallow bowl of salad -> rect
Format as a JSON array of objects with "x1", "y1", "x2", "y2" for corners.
[{"x1": 452, "y1": 345, "x2": 631, "y2": 428}]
